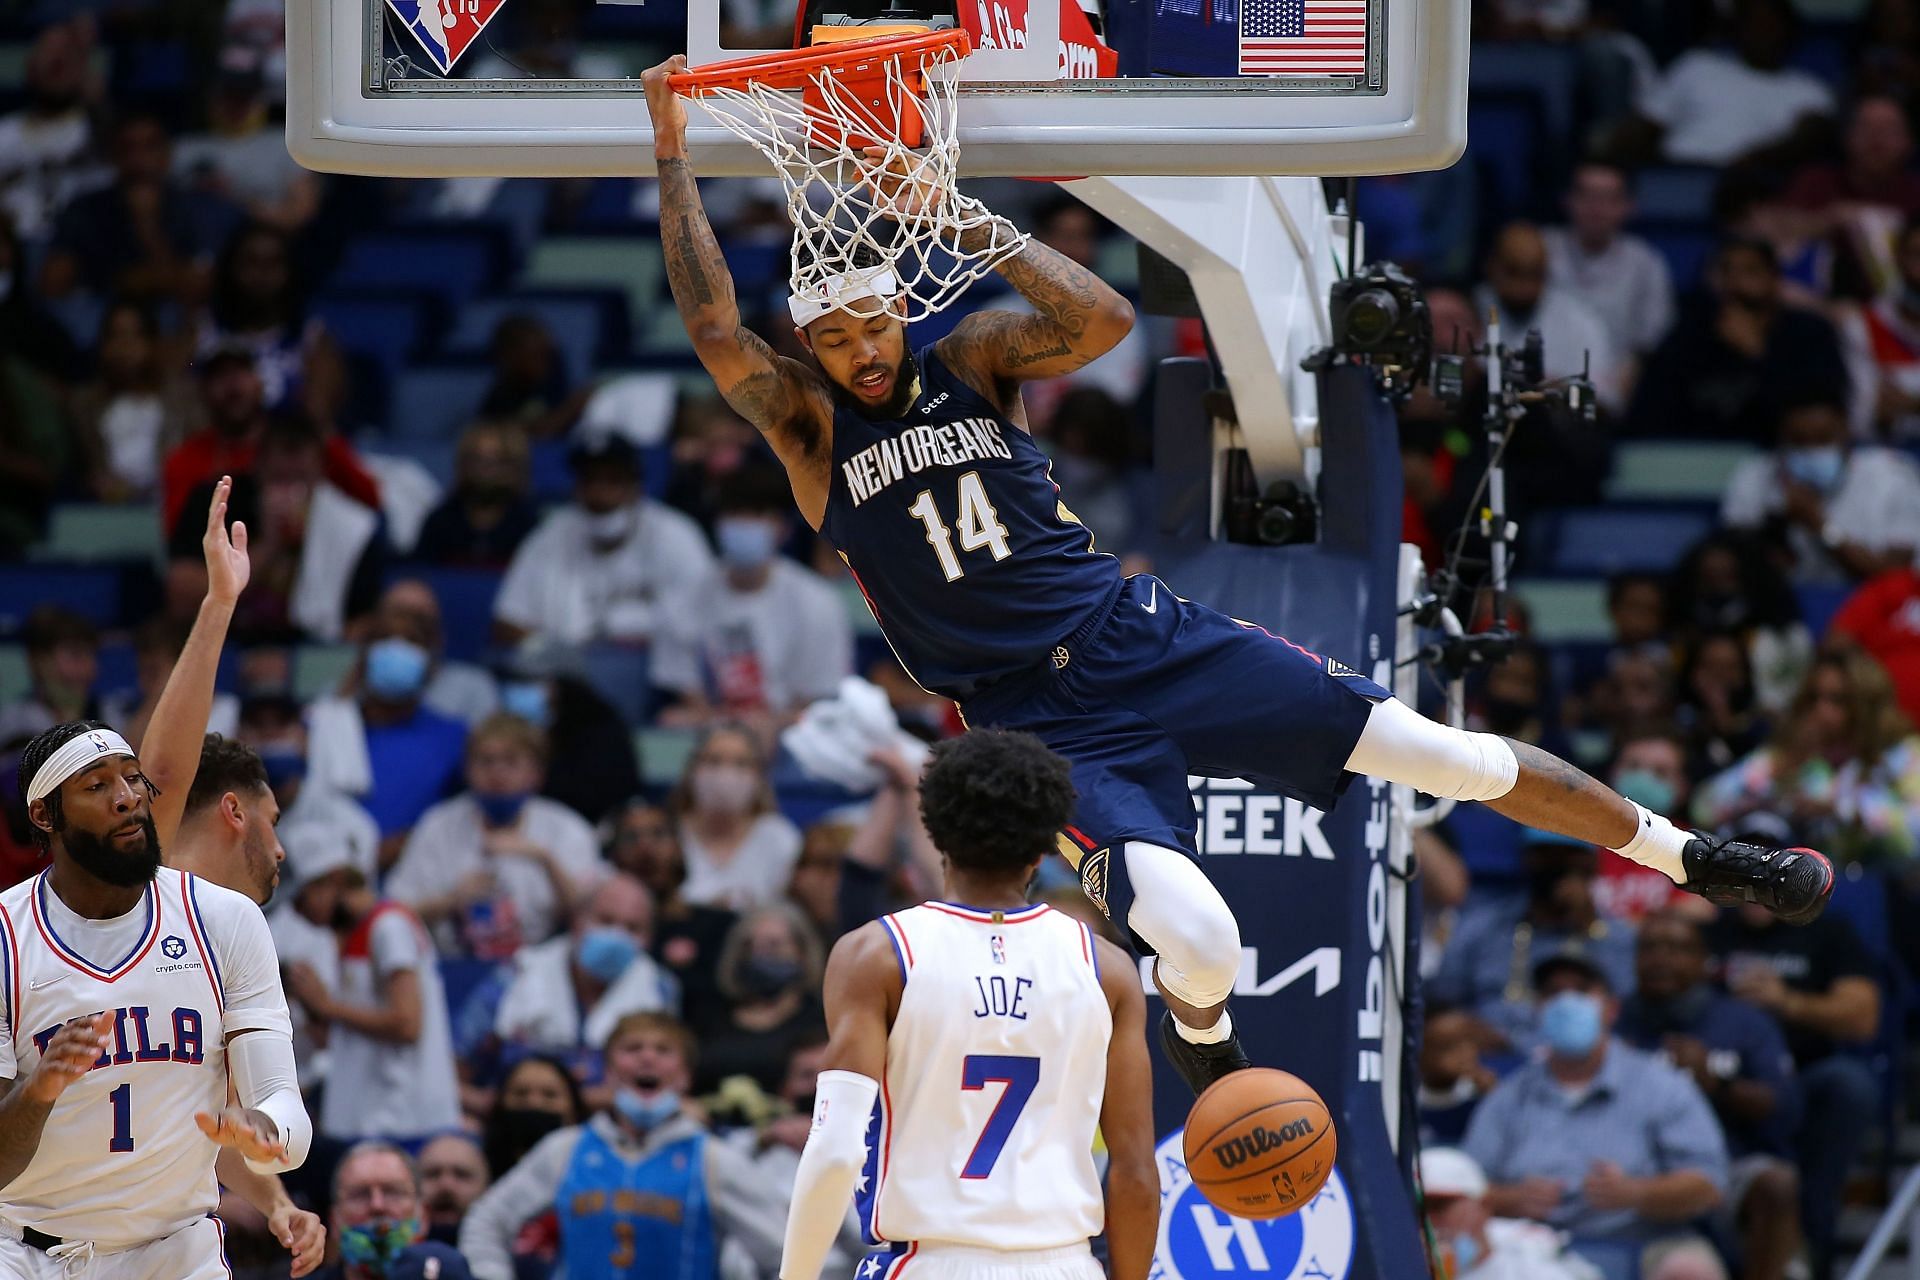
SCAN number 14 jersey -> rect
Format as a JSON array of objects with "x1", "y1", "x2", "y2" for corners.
[
  {"x1": 819, "y1": 347, "x2": 1123, "y2": 701},
  {"x1": 859, "y1": 902, "x2": 1111, "y2": 1252}
]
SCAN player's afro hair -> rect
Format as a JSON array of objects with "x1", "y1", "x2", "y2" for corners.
[
  {"x1": 18, "y1": 720, "x2": 115, "y2": 850},
  {"x1": 918, "y1": 730, "x2": 1076, "y2": 875}
]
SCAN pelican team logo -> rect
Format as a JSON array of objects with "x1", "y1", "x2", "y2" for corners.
[
  {"x1": 385, "y1": 0, "x2": 508, "y2": 74},
  {"x1": 1150, "y1": 1130, "x2": 1353, "y2": 1280}
]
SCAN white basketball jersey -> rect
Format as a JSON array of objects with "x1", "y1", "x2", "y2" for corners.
[
  {"x1": 0, "y1": 867, "x2": 291, "y2": 1248},
  {"x1": 861, "y1": 902, "x2": 1111, "y2": 1252}
]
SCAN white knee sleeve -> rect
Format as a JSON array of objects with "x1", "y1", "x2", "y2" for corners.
[
  {"x1": 1343, "y1": 697, "x2": 1518, "y2": 803},
  {"x1": 1123, "y1": 841, "x2": 1241, "y2": 1007}
]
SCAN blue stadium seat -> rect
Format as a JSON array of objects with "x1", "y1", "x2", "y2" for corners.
[
  {"x1": 387, "y1": 365, "x2": 492, "y2": 440},
  {"x1": 364, "y1": 436, "x2": 458, "y2": 486},
  {"x1": 1465, "y1": 95, "x2": 1541, "y2": 224},
  {"x1": 580, "y1": 644, "x2": 651, "y2": 726},
  {"x1": 1631, "y1": 166, "x2": 1718, "y2": 224},
  {"x1": 576, "y1": 179, "x2": 644, "y2": 232},
  {"x1": 1634, "y1": 220, "x2": 1717, "y2": 295},
  {"x1": 1540, "y1": 504, "x2": 1717, "y2": 575},
  {"x1": 0, "y1": 566, "x2": 123, "y2": 632},
  {"x1": 313, "y1": 296, "x2": 431, "y2": 378},
  {"x1": 408, "y1": 568, "x2": 505, "y2": 663},
  {"x1": 442, "y1": 293, "x2": 616, "y2": 385},
  {"x1": 1794, "y1": 583, "x2": 1851, "y2": 639},
  {"x1": 327, "y1": 231, "x2": 503, "y2": 308}
]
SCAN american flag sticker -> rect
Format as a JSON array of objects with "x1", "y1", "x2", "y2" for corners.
[{"x1": 1238, "y1": 0, "x2": 1369, "y2": 76}]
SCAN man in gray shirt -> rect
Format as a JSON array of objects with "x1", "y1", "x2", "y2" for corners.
[
  {"x1": 1545, "y1": 163, "x2": 1677, "y2": 371},
  {"x1": 1464, "y1": 951, "x2": 1728, "y2": 1279}
]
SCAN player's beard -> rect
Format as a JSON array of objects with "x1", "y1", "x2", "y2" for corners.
[
  {"x1": 833, "y1": 348, "x2": 920, "y2": 421},
  {"x1": 63, "y1": 814, "x2": 163, "y2": 887}
]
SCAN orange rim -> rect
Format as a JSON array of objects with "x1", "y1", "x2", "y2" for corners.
[{"x1": 668, "y1": 28, "x2": 971, "y2": 96}]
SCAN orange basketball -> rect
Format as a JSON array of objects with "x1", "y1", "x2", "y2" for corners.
[{"x1": 1182, "y1": 1068, "x2": 1337, "y2": 1220}]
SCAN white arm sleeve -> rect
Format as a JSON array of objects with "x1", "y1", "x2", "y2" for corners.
[
  {"x1": 780, "y1": 1070, "x2": 879, "y2": 1280},
  {"x1": 229, "y1": 1028, "x2": 312, "y2": 1174}
]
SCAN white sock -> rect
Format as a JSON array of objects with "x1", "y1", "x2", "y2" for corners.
[
  {"x1": 1609, "y1": 802, "x2": 1691, "y2": 885},
  {"x1": 1173, "y1": 1009, "x2": 1234, "y2": 1046}
]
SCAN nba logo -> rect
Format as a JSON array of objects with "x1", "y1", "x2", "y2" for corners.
[
  {"x1": 383, "y1": 0, "x2": 508, "y2": 74},
  {"x1": 990, "y1": 935, "x2": 1007, "y2": 965}
]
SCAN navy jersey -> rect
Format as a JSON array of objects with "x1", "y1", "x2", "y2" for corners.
[{"x1": 820, "y1": 346, "x2": 1122, "y2": 699}]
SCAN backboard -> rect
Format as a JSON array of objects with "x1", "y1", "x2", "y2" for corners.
[{"x1": 285, "y1": 0, "x2": 1466, "y2": 178}]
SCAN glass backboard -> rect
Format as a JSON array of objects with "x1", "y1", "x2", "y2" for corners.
[{"x1": 285, "y1": 0, "x2": 1465, "y2": 177}]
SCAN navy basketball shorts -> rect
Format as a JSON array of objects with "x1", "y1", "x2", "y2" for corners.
[{"x1": 960, "y1": 574, "x2": 1391, "y2": 934}]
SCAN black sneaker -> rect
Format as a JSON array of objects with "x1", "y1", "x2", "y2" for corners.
[
  {"x1": 1158, "y1": 1011, "x2": 1252, "y2": 1096},
  {"x1": 1680, "y1": 834, "x2": 1835, "y2": 925}
]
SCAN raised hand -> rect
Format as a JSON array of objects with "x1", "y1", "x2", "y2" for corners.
[
  {"x1": 24, "y1": 1014, "x2": 112, "y2": 1104},
  {"x1": 644, "y1": 56, "x2": 691, "y2": 152},
  {"x1": 194, "y1": 1106, "x2": 288, "y2": 1166},
  {"x1": 204, "y1": 475, "x2": 251, "y2": 607}
]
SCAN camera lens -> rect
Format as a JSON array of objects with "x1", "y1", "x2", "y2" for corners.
[
  {"x1": 1343, "y1": 287, "x2": 1401, "y2": 348},
  {"x1": 1254, "y1": 504, "x2": 1297, "y2": 545}
]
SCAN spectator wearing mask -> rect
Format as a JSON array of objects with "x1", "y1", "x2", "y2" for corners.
[
  {"x1": 308, "y1": 601, "x2": 469, "y2": 861},
  {"x1": 1709, "y1": 900, "x2": 1881, "y2": 1280},
  {"x1": 493, "y1": 432, "x2": 713, "y2": 648},
  {"x1": 1476, "y1": 221, "x2": 1623, "y2": 414},
  {"x1": 388, "y1": 714, "x2": 604, "y2": 957},
  {"x1": 314, "y1": 1142, "x2": 473, "y2": 1280},
  {"x1": 173, "y1": 46, "x2": 320, "y2": 233},
  {"x1": 240, "y1": 694, "x2": 380, "y2": 883},
  {"x1": 1788, "y1": 97, "x2": 1920, "y2": 304},
  {"x1": 1695, "y1": 652, "x2": 1920, "y2": 865},
  {"x1": 671, "y1": 723, "x2": 802, "y2": 911},
  {"x1": 1675, "y1": 632, "x2": 1771, "y2": 783},
  {"x1": 609, "y1": 800, "x2": 736, "y2": 1018},
  {"x1": 692, "y1": 903, "x2": 824, "y2": 1094},
  {"x1": 101, "y1": 615, "x2": 243, "y2": 749},
  {"x1": 1722, "y1": 391, "x2": 1920, "y2": 587},
  {"x1": 727, "y1": 1034, "x2": 866, "y2": 1276},
  {"x1": 70, "y1": 301, "x2": 198, "y2": 502},
  {"x1": 1431, "y1": 836, "x2": 1637, "y2": 1048},
  {"x1": 1830, "y1": 564, "x2": 1920, "y2": 725},
  {"x1": 0, "y1": 20, "x2": 100, "y2": 241},
  {"x1": 1669, "y1": 532, "x2": 1810, "y2": 716},
  {"x1": 169, "y1": 416, "x2": 389, "y2": 642},
  {"x1": 1841, "y1": 214, "x2": 1920, "y2": 440},
  {"x1": 413, "y1": 422, "x2": 540, "y2": 570},
  {"x1": 281, "y1": 842, "x2": 464, "y2": 1143},
  {"x1": 1545, "y1": 163, "x2": 1676, "y2": 369},
  {"x1": 494, "y1": 639, "x2": 640, "y2": 825},
  {"x1": 1419, "y1": 1005, "x2": 1498, "y2": 1146},
  {"x1": 1594, "y1": 725, "x2": 1694, "y2": 921},
  {"x1": 0, "y1": 605, "x2": 98, "y2": 749},
  {"x1": 1618, "y1": 0, "x2": 1831, "y2": 167},
  {"x1": 473, "y1": 875, "x2": 678, "y2": 1078},
  {"x1": 376, "y1": 579, "x2": 499, "y2": 726},
  {"x1": 476, "y1": 314, "x2": 590, "y2": 441},
  {"x1": 418, "y1": 1134, "x2": 491, "y2": 1251},
  {"x1": 460, "y1": 1013, "x2": 785, "y2": 1280},
  {"x1": 1631, "y1": 237, "x2": 1849, "y2": 444},
  {"x1": 1420, "y1": 1147, "x2": 1606, "y2": 1280},
  {"x1": 1617, "y1": 910, "x2": 1800, "y2": 1280},
  {"x1": 655, "y1": 463, "x2": 852, "y2": 727},
  {"x1": 1463, "y1": 952, "x2": 1727, "y2": 1276},
  {"x1": 40, "y1": 112, "x2": 238, "y2": 306},
  {"x1": 482, "y1": 1055, "x2": 584, "y2": 1179},
  {"x1": 160, "y1": 345, "x2": 380, "y2": 538}
]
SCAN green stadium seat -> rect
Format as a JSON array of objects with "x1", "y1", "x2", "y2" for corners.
[
  {"x1": 1512, "y1": 578, "x2": 1611, "y2": 644},
  {"x1": 636, "y1": 727, "x2": 699, "y2": 789},
  {"x1": 31, "y1": 505, "x2": 162, "y2": 563},
  {"x1": 0, "y1": 647, "x2": 27, "y2": 705},
  {"x1": 524, "y1": 239, "x2": 662, "y2": 330},
  {"x1": 292, "y1": 646, "x2": 359, "y2": 701},
  {"x1": 1605, "y1": 442, "x2": 1757, "y2": 501}
]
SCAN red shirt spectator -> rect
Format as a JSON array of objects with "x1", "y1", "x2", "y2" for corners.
[
  {"x1": 1830, "y1": 566, "x2": 1920, "y2": 724},
  {"x1": 160, "y1": 346, "x2": 377, "y2": 532}
]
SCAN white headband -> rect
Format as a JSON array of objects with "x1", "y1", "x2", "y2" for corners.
[
  {"x1": 790, "y1": 266, "x2": 902, "y2": 328},
  {"x1": 27, "y1": 728, "x2": 135, "y2": 805}
]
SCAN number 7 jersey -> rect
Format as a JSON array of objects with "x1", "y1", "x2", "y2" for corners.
[
  {"x1": 858, "y1": 902, "x2": 1112, "y2": 1252},
  {"x1": 0, "y1": 867, "x2": 294, "y2": 1248},
  {"x1": 819, "y1": 346, "x2": 1123, "y2": 701}
]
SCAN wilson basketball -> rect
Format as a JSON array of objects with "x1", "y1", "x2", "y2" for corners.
[{"x1": 1183, "y1": 1068, "x2": 1337, "y2": 1220}]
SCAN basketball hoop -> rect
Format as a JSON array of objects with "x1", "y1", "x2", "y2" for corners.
[{"x1": 670, "y1": 30, "x2": 1027, "y2": 325}]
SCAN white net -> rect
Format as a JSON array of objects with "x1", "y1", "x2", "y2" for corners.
[{"x1": 685, "y1": 39, "x2": 1027, "y2": 324}]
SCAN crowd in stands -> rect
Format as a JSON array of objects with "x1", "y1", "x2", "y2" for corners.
[{"x1": 5, "y1": 1, "x2": 1920, "y2": 1279}]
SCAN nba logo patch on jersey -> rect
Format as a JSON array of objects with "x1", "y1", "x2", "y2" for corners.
[
  {"x1": 990, "y1": 934, "x2": 1007, "y2": 965},
  {"x1": 1152, "y1": 1131, "x2": 1354, "y2": 1280},
  {"x1": 383, "y1": 0, "x2": 506, "y2": 73}
]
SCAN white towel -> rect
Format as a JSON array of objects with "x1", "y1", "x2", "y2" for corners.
[
  {"x1": 780, "y1": 677, "x2": 930, "y2": 793},
  {"x1": 289, "y1": 483, "x2": 379, "y2": 642},
  {"x1": 305, "y1": 695, "x2": 372, "y2": 797}
]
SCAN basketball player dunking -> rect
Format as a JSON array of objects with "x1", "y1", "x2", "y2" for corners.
[
  {"x1": 644, "y1": 60, "x2": 1834, "y2": 1094},
  {"x1": 781, "y1": 730, "x2": 1157, "y2": 1280},
  {"x1": 0, "y1": 479, "x2": 312, "y2": 1278}
]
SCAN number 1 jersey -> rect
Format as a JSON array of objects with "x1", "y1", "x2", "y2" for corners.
[
  {"x1": 819, "y1": 347, "x2": 1123, "y2": 701},
  {"x1": 859, "y1": 902, "x2": 1111, "y2": 1252}
]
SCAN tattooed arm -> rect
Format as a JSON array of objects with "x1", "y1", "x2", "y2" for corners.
[
  {"x1": 934, "y1": 214, "x2": 1135, "y2": 407},
  {"x1": 643, "y1": 57, "x2": 832, "y2": 522}
]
